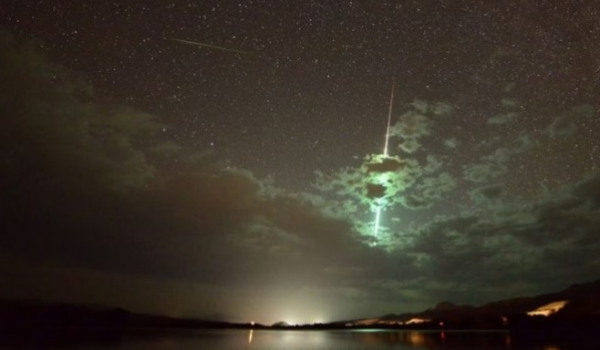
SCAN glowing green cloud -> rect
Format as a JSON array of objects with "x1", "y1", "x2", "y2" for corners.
[{"x1": 371, "y1": 167, "x2": 392, "y2": 244}]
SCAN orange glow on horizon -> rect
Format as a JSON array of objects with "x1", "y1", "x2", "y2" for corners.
[
  {"x1": 527, "y1": 300, "x2": 568, "y2": 317},
  {"x1": 406, "y1": 317, "x2": 431, "y2": 325}
]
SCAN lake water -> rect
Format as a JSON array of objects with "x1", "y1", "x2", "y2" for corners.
[{"x1": 2, "y1": 329, "x2": 598, "y2": 350}]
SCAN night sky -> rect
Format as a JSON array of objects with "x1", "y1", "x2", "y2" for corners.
[{"x1": 1, "y1": 0, "x2": 600, "y2": 324}]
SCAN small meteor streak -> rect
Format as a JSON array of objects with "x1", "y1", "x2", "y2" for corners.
[{"x1": 171, "y1": 38, "x2": 248, "y2": 55}]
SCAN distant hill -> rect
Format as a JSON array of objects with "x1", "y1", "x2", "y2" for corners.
[
  {"x1": 344, "y1": 278, "x2": 600, "y2": 330},
  {"x1": 2, "y1": 277, "x2": 600, "y2": 338},
  {"x1": 0, "y1": 299, "x2": 237, "y2": 335}
]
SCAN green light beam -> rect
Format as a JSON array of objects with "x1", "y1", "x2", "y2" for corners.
[
  {"x1": 373, "y1": 206, "x2": 382, "y2": 243},
  {"x1": 373, "y1": 82, "x2": 396, "y2": 240}
]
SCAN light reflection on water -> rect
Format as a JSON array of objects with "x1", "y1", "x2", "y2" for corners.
[{"x1": 1, "y1": 329, "x2": 592, "y2": 350}]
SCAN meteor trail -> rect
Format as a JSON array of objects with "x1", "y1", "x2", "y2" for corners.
[
  {"x1": 171, "y1": 38, "x2": 248, "y2": 55},
  {"x1": 373, "y1": 81, "x2": 395, "y2": 243},
  {"x1": 374, "y1": 205, "x2": 382, "y2": 241},
  {"x1": 383, "y1": 80, "x2": 395, "y2": 156}
]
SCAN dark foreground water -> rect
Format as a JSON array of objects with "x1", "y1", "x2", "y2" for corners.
[{"x1": 2, "y1": 329, "x2": 599, "y2": 350}]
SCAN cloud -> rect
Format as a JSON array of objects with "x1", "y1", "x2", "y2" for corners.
[
  {"x1": 401, "y1": 172, "x2": 457, "y2": 210},
  {"x1": 469, "y1": 184, "x2": 504, "y2": 206},
  {"x1": 574, "y1": 172, "x2": 600, "y2": 207},
  {"x1": 501, "y1": 97, "x2": 519, "y2": 108},
  {"x1": 462, "y1": 135, "x2": 537, "y2": 183},
  {"x1": 366, "y1": 183, "x2": 387, "y2": 199},
  {"x1": 314, "y1": 154, "x2": 422, "y2": 211},
  {"x1": 402, "y1": 195, "x2": 432, "y2": 209},
  {"x1": 365, "y1": 157, "x2": 407, "y2": 174},
  {"x1": 488, "y1": 112, "x2": 517, "y2": 125},
  {"x1": 398, "y1": 137, "x2": 422, "y2": 153},
  {"x1": 444, "y1": 137, "x2": 460, "y2": 148},
  {"x1": 388, "y1": 100, "x2": 452, "y2": 154},
  {"x1": 463, "y1": 163, "x2": 508, "y2": 183},
  {"x1": 398, "y1": 172, "x2": 600, "y2": 303},
  {"x1": 548, "y1": 104, "x2": 595, "y2": 137},
  {"x1": 409, "y1": 99, "x2": 454, "y2": 116},
  {"x1": 0, "y1": 36, "x2": 375, "y2": 299}
]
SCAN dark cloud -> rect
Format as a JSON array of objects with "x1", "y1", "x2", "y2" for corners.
[
  {"x1": 315, "y1": 154, "x2": 423, "y2": 212},
  {"x1": 365, "y1": 157, "x2": 406, "y2": 174},
  {"x1": 488, "y1": 112, "x2": 517, "y2": 125},
  {"x1": 574, "y1": 172, "x2": 600, "y2": 207},
  {"x1": 548, "y1": 105, "x2": 596, "y2": 137},
  {"x1": 443, "y1": 137, "x2": 460, "y2": 149},
  {"x1": 470, "y1": 184, "x2": 505, "y2": 206},
  {"x1": 398, "y1": 137, "x2": 421, "y2": 154},
  {"x1": 389, "y1": 100, "x2": 453, "y2": 154},
  {"x1": 413, "y1": 173, "x2": 456, "y2": 202},
  {"x1": 0, "y1": 34, "x2": 370, "y2": 293},
  {"x1": 365, "y1": 183, "x2": 386, "y2": 200},
  {"x1": 397, "y1": 173, "x2": 600, "y2": 303},
  {"x1": 402, "y1": 195, "x2": 432, "y2": 210},
  {"x1": 463, "y1": 163, "x2": 508, "y2": 183},
  {"x1": 549, "y1": 114, "x2": 578, "y2": 137}
]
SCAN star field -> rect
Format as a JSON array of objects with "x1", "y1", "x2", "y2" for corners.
[{"x1": 6, "y1": 0, "x2": 595, "y2": 187}]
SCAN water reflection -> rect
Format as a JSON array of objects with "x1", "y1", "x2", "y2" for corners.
[
  {"x1": 237, "y1": 330, "x2": 573, "y2": 350},
  {"x1": 339, "y1": 330, "x2": 503, "y2": 348},
  {"x1": 0, "y1": 329, "x2": 585, "y2": 350}
]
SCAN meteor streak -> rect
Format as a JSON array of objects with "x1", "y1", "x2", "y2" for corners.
[
  {"x1": 171, "y1": 38, "x2": 248, "y2": 55},
  {"x1": 373, "y1": 82, "x2": 395, "y2": 242},
  {"x1": 373, "y1": 205, "x2": 382, "y2": 242},
  {"x1": 383, "y1": 81, "x2": 395, "y2": 156}
]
